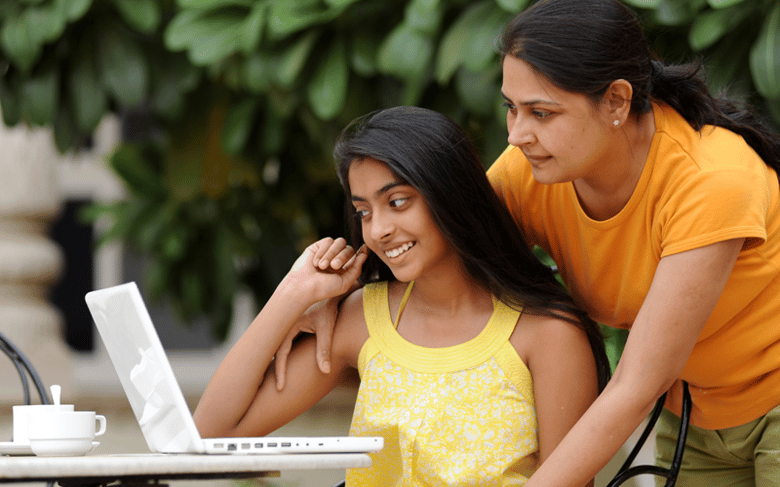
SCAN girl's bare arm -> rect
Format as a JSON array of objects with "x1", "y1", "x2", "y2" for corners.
[
  {"x1": 514, "y1": 311, "x2": 599, "y2": 486},
  {"x1": 193, "y1": 239, "x2": 366, "y2": 438}
]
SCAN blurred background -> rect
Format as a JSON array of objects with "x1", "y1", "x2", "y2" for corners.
[{"x1": 0, "y1": 0, "x2": 778, "y2": 485}]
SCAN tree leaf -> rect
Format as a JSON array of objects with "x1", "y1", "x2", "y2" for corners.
[
  {"x1": 98, "y1": 26, "x2": 149, "y2": 107},
  {"x1": 435, "y1": 2, "x2": 494, "y2": 84},
  {"x1": 187, "y1": 26, "x2": 242, "y2": 65},
  {"x1": 323, "y1": 0, "x2": 361, "y2": 8},
  {"x1": 53, "y1": 104, "x2": 78, "y2": 152},
  {"x1": 68, "y1": 46, "x2": 107, "y2": 132},
  {"x1": 57, "y1": 0, "x2": 93, "y2": 21},
  {"x1": 23, "y1": 4, "x2": 67, "y2": 45},
  {"x1": 239, "y1": 2, "x2": 265, "y2": 54},
  {"x1": 494, "y1": 0, "x2": 531, "y2": 14},
  {"x1": 21, "y1": 64, "x2": 59, "y2": 125},
  {"x1": 349, "y1": 31, "x2": 380, "y2": 77},
  {"x1": 111, "y1": 0, "x2": 161, "y2": 34},
  {"x1": 377, "y1": 22, "x2": 434, "y2": 81},
  {"x1": 652, "y1": 0, "x2": 707, "y2": 26},
  {"x1": 749, "y1": 3, "x2": 780, "y2": 99},
  {"x1": 766, "y1": 96, "x2": 780, "y2": 127},
  {"x1": 149, "y1": 52, "x2": 202, "y2": 120},
  {"x1": 0, "y1": 75, "x2": 21, "y2": 125},
  {"x1": 241, "y1": 51, "x2": 272, "y2": 93},
  {"x1": 707, "y1": 0, "x2": 748, "y2": 8},
  {"x1": 222, "y1": 98, "x2": 257, "y2": 154},
  {"x1": 404, "y1": 0, "x2": 442, "y2": 35},
  {"x1": 165, "y1": 10, "x2": 244, "y2": 51},
  {"x1": 689, "y1": 6, "x2": 752, "y2": 51},
  {"x1": 165, "y1": 10, "x2": 205, "y2": 50},
  {"x1": 1, "y1": 14, "x2": 42, "y2": 72},
  {"x1": 622, "y1": 0, "x2": 662, "y2": 8},
  {"x1": 461, "y1": 3, "x2": 508, "y2": 72},
  {"x1": 176, "y1": 0, "x2": 254, "y2": 8},
  {"x1": 455, "y1": 66, "x2": 500, "y2": 116},
  {"x1": 307, "y1": 38, "x2": 348, "y2": 120},
  {"x1": 267, "y1": 3, "x2": 326, "y2": 40},
  {"x1": 109, "y1": 144, "x2": 167, "y2": 197},
  {"x1": 273, "y1": 30, "x2": 319, "y2": 88}
]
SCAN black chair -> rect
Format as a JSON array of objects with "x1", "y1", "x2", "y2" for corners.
[
  {"x1": 607, "y1": 381, "x2": 692, "y2": 487},
  {"x1": 0, "y1": 331, "x2": 51, "y2": 405}
]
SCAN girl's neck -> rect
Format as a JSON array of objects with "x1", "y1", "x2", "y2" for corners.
[
  {"x1": 392, "y1": 272, "x2": 494, "y2": 348},
  {"x1": 409, "y1": 272, "x2": 492, "y2": 317}
]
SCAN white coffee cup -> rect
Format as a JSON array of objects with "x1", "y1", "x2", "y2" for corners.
[
  {"x1": 12, "y1": 404, "x2": 74, "y2": 444},
  {"x1": 27, "y1": 410, "x2": 106, "y2": 457}
]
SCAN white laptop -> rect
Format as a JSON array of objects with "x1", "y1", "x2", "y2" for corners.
[{"x1": 85, "y1": 281, "x2": 383, "y2": 455}]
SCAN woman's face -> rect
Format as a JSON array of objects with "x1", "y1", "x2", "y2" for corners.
[
  {"x1": 348, "y1": 157, "x2": 457, "y2": 283},
  {"x1": 501, "y1": 55, "x2": 614, "y2": 185}
]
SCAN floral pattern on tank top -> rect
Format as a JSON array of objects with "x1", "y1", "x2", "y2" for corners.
[{"x1": 347, "y1": 281, "x2": 538, "y2": 486}]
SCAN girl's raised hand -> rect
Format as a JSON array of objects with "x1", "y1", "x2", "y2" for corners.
[
  {"x1": 285, "y1": 237, "x2": 366, "y2": 302},
  {"x1": 274, "y1": 238, "x2": 365, "y2": 390}
]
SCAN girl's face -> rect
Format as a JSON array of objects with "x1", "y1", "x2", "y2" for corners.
[
  {"x1": 501, "y1": 55, "x2": 614, "y2": 185},
  {"x1": 348, "y1": 157, "x2": 457, "y2": 283}
]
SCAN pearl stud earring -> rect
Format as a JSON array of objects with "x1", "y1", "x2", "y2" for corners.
[{"x1": 613, "y1": 120, "x2": 620, "y2": 126}]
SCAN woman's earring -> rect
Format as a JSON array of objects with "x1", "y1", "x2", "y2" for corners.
[{"x1": 613, "y1": 120, "x2": 620, "y2": 126}]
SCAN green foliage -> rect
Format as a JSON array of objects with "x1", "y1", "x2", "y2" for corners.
[{"x1": 0, "y1": 0, "x2": 778, "y2": 341}]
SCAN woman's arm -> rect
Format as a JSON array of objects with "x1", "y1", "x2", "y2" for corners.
[
  {"x1": 273, "y1": 243, "x2": 360, "y2": 390},
  {"x1": 193, "y1": 239, "x2": 367, "y2": 438},
  {"x1": 524, "y1": 238, "x2": 744, "y2": 487}
]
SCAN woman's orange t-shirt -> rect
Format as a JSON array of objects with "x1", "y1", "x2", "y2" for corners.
[{"x1": 488, "y1": 102, "x2": 780, "y2": 429}]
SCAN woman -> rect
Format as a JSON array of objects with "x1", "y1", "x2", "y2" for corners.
[
  {"x1": 488, "y1": 0, "x2": 780, "y2": 485},
  {"x1": 278, "y1": 0, "x2": 780, "y2": 485},
  {"x1": 195, "y1": 106, "x2": 608, "y2": 485}
]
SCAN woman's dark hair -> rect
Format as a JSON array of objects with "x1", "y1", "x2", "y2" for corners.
[
  {"x1": 333, "y1": 106, "x2": 610, "y2": 391},
  {"x1": 500, "y1": 0, "x2": 780, "y2": 175}
]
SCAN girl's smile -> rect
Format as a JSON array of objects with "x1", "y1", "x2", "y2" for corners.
[{"x1": 348, "y1": 157, "x2": 456, "y2": 283}]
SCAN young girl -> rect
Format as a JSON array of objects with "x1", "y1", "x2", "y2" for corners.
[{"x1": 193, "y1": 106, "x2": 609, "y2": 486}]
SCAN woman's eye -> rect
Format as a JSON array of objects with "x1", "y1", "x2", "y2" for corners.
[
  {"x1": 502, "y1": 101, "x2": 516, "y2": 112},
  {"x1": 354, "y1": 209, "x2": 370, "y2": 219},
  {"x1": 532, "y1": 110, "x2": 551, "y2": 119}
]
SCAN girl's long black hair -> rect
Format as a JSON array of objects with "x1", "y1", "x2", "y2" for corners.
[
  {"x1": 500, "y1": 0, "x2": 780, "y2": 176},
  {"x1": 334, "y1": 106, "x2": 610, "y2": 391}
]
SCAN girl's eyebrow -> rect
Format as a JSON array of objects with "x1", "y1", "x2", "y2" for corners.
[
  {"x1": 351, "y1": 181, "x2": 406, "y2": 202},
  {"x1": 501, "y1": 91, "x2": 560, "y2": 106}
]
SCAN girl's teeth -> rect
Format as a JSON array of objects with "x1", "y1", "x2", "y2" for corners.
[{"x1": 386, "y1": 242, "x2": 414, "y2": 258}]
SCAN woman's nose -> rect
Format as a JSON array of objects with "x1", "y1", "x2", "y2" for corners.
[{"x1": 507, "y1": 117, "x2": 535, "y2": 147}]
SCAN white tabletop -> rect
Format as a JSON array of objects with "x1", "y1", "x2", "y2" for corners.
[{"x1": 0, "y1": 453, "x2": 371, "y2": 484}]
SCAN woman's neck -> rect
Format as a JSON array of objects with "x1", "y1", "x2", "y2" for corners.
[{"x1": 574, "y1": 110, "x2": 656, "y2": 221}]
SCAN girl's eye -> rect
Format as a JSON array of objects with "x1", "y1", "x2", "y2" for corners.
[
  {"x1": 501, "y1": 101, "x2": 516, "y2": 112},
  {"x1": 354, "y1": 209, "x2": 370, "y2": 219},
  {"x1": 389, "y1": 197, "x2": 408, "y2": 209}
]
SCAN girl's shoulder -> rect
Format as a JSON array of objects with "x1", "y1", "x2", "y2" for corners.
[{"x1": 510, "y1": 310, "x2": 592, "y2": 365}]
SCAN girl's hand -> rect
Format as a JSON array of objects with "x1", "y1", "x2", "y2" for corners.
[
  {"x1": 284, "y1": 238, "x2": 366, "y2": 302},
  {"x1": 274, "y1": 238, "x2": 366, "y2": 390}
]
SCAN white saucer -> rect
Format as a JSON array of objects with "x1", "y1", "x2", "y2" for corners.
[
  {"x1": 0, "y1": 441, "x2": 99, "y2": 456},
  {"x1": 0, "y1": 441, "x2": 33, "y2": 456}
]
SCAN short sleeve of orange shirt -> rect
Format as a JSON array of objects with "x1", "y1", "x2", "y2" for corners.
[{"x1": 487, "y1": 102, "x2": 780, "y2": 430}]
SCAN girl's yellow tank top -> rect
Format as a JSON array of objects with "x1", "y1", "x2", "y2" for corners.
[{"x1": 347, "y1": 281, "x2": 538, "y2": 486}]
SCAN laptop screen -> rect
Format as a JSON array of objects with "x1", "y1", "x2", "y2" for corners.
[{"x1": 86, "y1": 282, "x2": 205, "y2": 453}]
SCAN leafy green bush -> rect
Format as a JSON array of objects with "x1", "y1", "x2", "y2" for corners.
[{"x1": 1, "y1": 0, "x2": 778, "y2": 341}]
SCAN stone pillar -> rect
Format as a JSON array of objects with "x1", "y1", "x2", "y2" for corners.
[{"x1": 0, "y1": 120, "x2": 70, "y2": 404}]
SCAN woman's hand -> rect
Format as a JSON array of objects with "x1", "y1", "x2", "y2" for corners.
[{"x1": 274, "y1": 238, "x2": 365, "y2": 390}]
